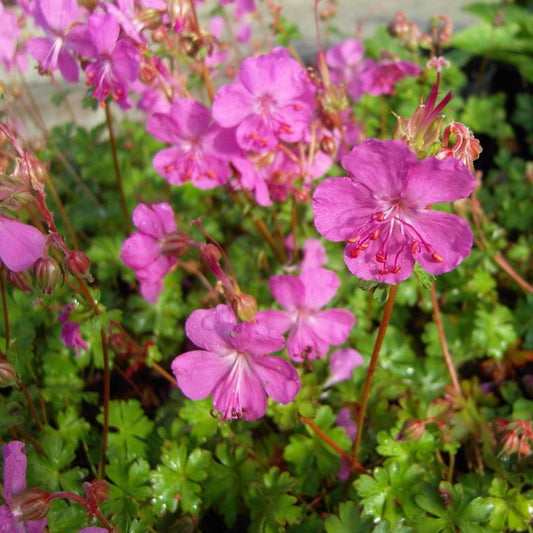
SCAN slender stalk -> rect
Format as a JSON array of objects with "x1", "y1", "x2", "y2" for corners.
[
  {"x1": 45, "y1": 173, "x2": 79, "y2": 249},
  {"x1": 352, "y1": 283, "x2": 399, "y2": 468},
  {"x1": 104, "y1": 104, "x2": 131, "y2": 233},
  {"x1": 51, "y1": 492, "x2": 112, "y2": 530},
  {"x1": 493, "y1": 253, "x2": 533, "y2": 295},
  {"x1": 431, "y1": 281, "x2": 462, "y2": 397},
  {"x1": 98, "y1": 329, "x2": 111, "y2": 479},
  {"x1": 152, "y1": 362, "x2": 177, "y2": 386},
  {"x1": 0, "y1": 269, "x2": 10, "y2": 350},
  {"x1": 18, "y1": 379, "x2": 45, "y2": 432}
]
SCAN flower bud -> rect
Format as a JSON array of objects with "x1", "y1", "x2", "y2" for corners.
[
  {"x1": 64, "y1": 250, "x2": 92, "y2": 280},
  {"x1": 11, "y1": 488, "x2": 51, "y2": 521},
  {"x1": 399, "y1": 419, "x2": 426, "y2": 441},
  {"x1": 33, "y1": 256, "x2": 63, "y2": 293},
  {"x1": 6, "y1": 269, "x2": 33, "y2": 291},
  {"x1": 135, "y1": 8, "x2": 163, "y2": 30},
  {"x1": 0, "y1": 358, "x2": 18, "y2": 387},
  {"x1": 232, "y1": 293, "x2": 258, "y2": 322},
  {"x1": 83, "y1": 479, "x2": 110, "y2": 506}
]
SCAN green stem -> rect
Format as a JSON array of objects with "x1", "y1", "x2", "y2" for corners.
[
  {"x1": 104, "y1": 104, "x2": 131, "y2": 233},
  {"x1": 352, "y1": 283, "x2": 399, "y2": 469}
]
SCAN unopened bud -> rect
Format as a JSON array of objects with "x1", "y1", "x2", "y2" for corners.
[
  {"x1": 320, "y1": 136, "x2": 337, "y2": 156},
  {"x1": 135, "y1": 8, "x2": 163, "y2": 30},
  {"x1": 232, "y1": 293, "x2": 258, "y2": 322},
  {"x1": 65, "y1": 250, "x2": 92, "y2": 280},
  {"x1": 399, "y1": 419, "x2": 426, "y2": 441},
  {"x1": 11, "y1": 488, "x2": 51, "y2": 521},
  {"x1": 6, "y1": 270, "x2": 33, "y2": 291},
  {"x1": 83, "y1": 479, "x2": 110, "y2": 506},
  {"x1": 0, "y1": 358, "x2": 18, "y2": 387},
  {"x1": 33, "y1": 256, "x2": 63, "y2": 293}
]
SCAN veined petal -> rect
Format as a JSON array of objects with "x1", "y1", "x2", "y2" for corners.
[
  {"x1": 255, "y1": 309, "x2": 293, "y2": 335},
  {"x1": 287, "y1": 320, "x2": 330, "y2": 361},
  {"x1": 405, "y1": 156, "x2": 476, "y2": 206},
  {"x1": 151, "y1": 203, "x2": 177, "y2": 234},
  {"x1": 132, "y1": 203, "x2": 165, "y2": 238},
  {"x1": 269, "y1": 275, "x2": 305, "y2": 310},
  {"x1": 172, "y1": 350, "x2": 230, "y2": 400},
  {"x1": 411, "y1": 210, "x2": 474, "y2": 275},
  {"x1": 311, "y1": 309, "x2": 355, "y2": 345},
  {"x1": 212, "y1": 84, "x2": 254, "y2": 128},
  {"x1": 228, "y1": 321, "x2": 285, "y2": 357},
  {"x1": 120, "y1": 233, "x2": 159, "y2": 269},
  {"x1": 253, "y1": 356, "x2": 301, "y2": 404},
  {"x1": 299, "y1": 268, "x2": 340, "y2": 309},
  {"x1": 312, "y1": 177, "x2": 374, "y2": 241},
  {"x1": 341, "y1": 139, "x2": 417, "y2": 197},
  {"x1": 185, "y1": 305, "x2": 236, "y2": 352},
  {"x1": 0, "y1": 218, "x2": 45, "y2": 272}
]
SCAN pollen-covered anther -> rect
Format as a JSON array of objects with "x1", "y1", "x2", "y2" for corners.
[
  {"x1": 391, "y1": 265, "x2": 401, "y2": 274},
  {"x1": 359, "y1": 243, "x2": 369, "y2": 250},
  {"x1": 349, "y1": 247, "x2": 360, "y2": 258},
  {"x1": 347, "y1": 235, "x2": 361, "y2": 243},
  {"x1": 375, "y1": 212, "x2": 386, "y2": 222},
  {"x1": 278, "y1": 123, "x2": 294, "y2": 135},
  {"x1": 371, "y1": 230, "x2": 381, "y2": 240},
  {"x1": 411, "y1": 241, "x2": 421, "y2": 254},
  {"x1": 431, "y1": 252, "x2": 444, "y2": 263},
  {"x1": 379, "y1": 267, "x2": 389, "y2": 275},
  {"x1": 376, "y1": 252, "x2": 386, "y2": 263}
]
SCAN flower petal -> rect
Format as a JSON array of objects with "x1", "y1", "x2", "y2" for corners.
[
  {"x1": 311, "y1": 309, "x2": 355, "y2": 345},
  {"x1": 253, "y1": 355, "x2": 301, "y2": 404},
  {"x1": 0, "y1": 218, "x2": 45, "y2": 272},
  {"x1": 269, "y1": 275, "x2": 305, "y2": 311},
  {"x1": 184, "y1": 305, "x2": 236, "y2": 352},
  {"x1": 299, "y1": 268, "x2": 339, "y2": 309},
  {"x1": 2, "y1": 441, "x2": 26, "y2": 502},
  {"x1": 120, "y1": 233, "x2": 159, "y2": 269}
]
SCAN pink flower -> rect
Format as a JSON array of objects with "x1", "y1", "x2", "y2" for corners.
[
  {"x1": 26, "y1": 0, "x2": 86, "y2": 82},
  {"x1": 212, "y1": 49, "x2": 316, "y2": 152},
  {"x1": 0, "y1": 441, "x2": 47, "y2": 533},
  {"x1": 0, "y1": 3, "x2": 27, "y2": 72},
  {"x1": 0, "y1": 215, "x2": 45, "y2": 272},
  {"x1": 147, "y1": 99, "x2": 238, "y2": 188},
  {"x1": 58, "y1": 304, "x2": 88, "y2": 356},
  {"x1": 312, "y1": 139, "x2": 475, "y2": 283},
  {"x1": 256, "y1": 268, "x2": 355, "y2": 362},
  {"x1": 120, "y1": 203, "x2": 179, "y2": 303},
  {"x1": 83, "y1": 13, "x2": 140, "y2": 109},
  {"x1": 325, "y1": 39, "x2": 375, "y2": 101},
  {"x1": 172, "y1": 304, "x2": 300, "y2": 421},
  {"x1": 324, "y1": 348, "x2": 363, "y2": 388},
  {"x1": 360, "y1": 59, "x2": 420, "y2": 96}
]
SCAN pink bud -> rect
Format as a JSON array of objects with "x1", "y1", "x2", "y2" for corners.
[{"x1": 33, "y1": 256, "x2": 63, "y2": 293}]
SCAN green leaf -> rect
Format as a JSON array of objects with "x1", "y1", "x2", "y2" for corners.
[
  {"x1": 98, "y1": 399, "x2": 155, "y2": 460},
  {"x1": 487, "y1": 478, "x2": 532, "y2": 531},
  {"x1": 150, "y1": 441, "x2": 211, "y2": 515},
  {"x1": 325, "y1": 502, "x2": 373, "y2": 533},
  {"x1": 472, "y1": 304, "x2": 517, "y2": 359}
]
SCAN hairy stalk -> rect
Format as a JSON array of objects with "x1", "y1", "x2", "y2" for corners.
[
  {"x1": 431, "y1": 281, "x2": 462, "y2": 397},
  {"x1": 152, "y1": 362, "x2": 177, "y2": 386},
  {"x1": 0, "y1": 269, "x2": 10, "y2": 349},
  {"x1": 18, "y1": 379, "x2": 45, "y2": 432},
  {"x1": 99, "y1": 329, "x2": 110, "y2": 479},
  {"x1": 104, "y1": 104, "x2": 131, "y2": 233},
  {"x1": 352, "y1": 283, "x2": 399, "y2": 468},
  {"x1": 51, "y1": 492, "x2": 112, "y2": 530}
]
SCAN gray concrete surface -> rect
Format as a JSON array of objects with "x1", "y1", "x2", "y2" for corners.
[{"x1": 2, "y1": 0, "x2": 488, "y2": 140}]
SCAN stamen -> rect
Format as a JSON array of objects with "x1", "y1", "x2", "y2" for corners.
[
  {"x1": 371, "y1": 230, "x2": 381, "y2": 240},
  {"x1": 349, "y1": 248, "x2": 360, "y2": 258},
  {"x1": 376, "y1": 252, "x2": 386, "y2": 263},
  {"x1": 431, "y1": 252, "x2": 444, "y2": 263},
  {"x1": 375, "y1": 212, "x2": 385, "y2": 222},
  {"x1": 391, "y1": 265, "x2": 401, "y2": 274},
  {"x1": 411, "y1": 241, "x2": 420, "y2": 254},
  {"x1": 379, "y1": 268, "x2": 389, "y2": 275},
  {"x1": 348, "y1": 235, "x2": 361, "y2": 243},
  {"x1": 359, "y1": 243, "x2": 369, "y2": 250}
]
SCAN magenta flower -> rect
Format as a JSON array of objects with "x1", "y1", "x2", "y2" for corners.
[
  {"x1": 212, "y1": 49, "x2": 316, "y2": 152},
  {"x1": 0, "y1": 215, "x2": 45, "y2": 272},
  {"x1": 58, "y1": 304, "x2": 88, "y2": 356},
  {"x1": 256, "y1": 268, "x2": 355, "y2": 362},
  {"x1": 312, "y1": 139, "x2": 475, "y2": 283},
  {"x1": 83, "y1": 13, "x2": 140, "y2": 109},
  {"x1": 172, "y1": 304, "x2": 300, "y2": 421},
  {"x1": 360, "y1": 59, "x2": 421, "y2": 96},
  {"x1": 147, "y1": 98, "x2": 238, "y2": 188},
  {"x1": 325, "y1": 39, "x2": 375, "y2": 102},
  {"x1": 323, "y1": 347, "x2": 363, "y2": 388},
  {"x1": 0, "y1": 441, "x2": 47, "y2": 533},
  {"x1": 0, "y1": 3, "x2": 27, "y2": 72},
  {"x1": 120, "y1": 203, "x2": 179, "y2": 303},
  {"x1": 26, "y1": 0, "x2": 86, "y2": 82}
]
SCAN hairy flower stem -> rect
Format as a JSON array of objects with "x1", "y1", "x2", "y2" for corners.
[
  {"x1": 51, "y1": 492, "x2": 112, "y2": 530},
  {"x1": 431, "y1": 281, "x2": 462, "y2": 397},
  {"x1": 104, "y1": 104, "x2": 131, "y2": 234},
  {"x1": 301, "y1": 416, "x2": 367, "y2": 473},
  {"x1": 352, "y1": 283, "x2": 399, "y2": 469},
  {"x1": 99, "y1": 328, "x2": 110, "y2": 480}
]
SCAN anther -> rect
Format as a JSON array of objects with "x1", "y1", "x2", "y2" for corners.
[
  {"x1": 375, "y1": 212, "x2": 385, "y2": 222},
  {"x1": 391, "y1": 265, "x2": 401, "y2": 274},
  {"x1": 347, "y1": 235, "x2": 361, "y2": 243},
  {"x1": 349, "y1": 248, "x2": 360, "y2": 258},
  {"x1": 379, "y1": 268, "x2": 389, "y2": 275},
  {"x1": 376, "y1": 252, "x2": 386, "y2": 263},
  {"x1": 359, "y1": 243, "x2": 369, "y2": 250},
  {"x1": 411, "y1": 241, "x2": 420, "y2": 254},
  {"x1": 431, "y1": 252, "x2": 444, "y2": 263},
  {"x1": 371, "y1": 230, "x2": 381, "y2": 240}
]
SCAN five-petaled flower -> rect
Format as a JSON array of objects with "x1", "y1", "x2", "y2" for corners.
[
  {"x1": 312, "y1": 139, "x2": 475, "y2": 283},
  {"x1": 171, "y1": 304, "x2": 300, "y2": 420}
]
